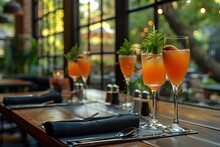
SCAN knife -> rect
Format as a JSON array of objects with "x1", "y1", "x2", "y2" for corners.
[{"x1": 7, "y1": 102, "x2": 69, "y2": 109}]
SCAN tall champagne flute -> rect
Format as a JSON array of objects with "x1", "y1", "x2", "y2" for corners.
[
  {"x1": 141, "y1": 53, "x2": 166, "y2": 129},
  {"x1": 119, "y1": 55, "x2": 137, "y2": 108},
  {"x1": 163, "y1": 36, "x2": 190, "y2": 132},
  {"x1": 67, "y1": 59, "x2": 81, "y2": 99},
  {"x1": 78, "y1": 51, "x2": 92, "y2": 102}
]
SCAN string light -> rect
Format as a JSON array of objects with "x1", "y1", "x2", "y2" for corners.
[
  {"x1": 200, "y1": 7, "x2": 206, "y2": 13},
  {"x1": 148, "y1": 21, "x2": 154, "y2": 26},
  {"x1": 157, "y1": 8, "x2": 163, "y2": 14}
]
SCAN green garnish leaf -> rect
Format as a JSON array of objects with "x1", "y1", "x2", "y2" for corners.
[
  {"x1": 140, "y1": 26, "x2": 164, "y2": 54},
  {"x1": 116, "y1": 39, "x2": 135, "y2": 55},
  {"x1": 64, "y1": 44, "x2": 80, "y2": 60}
]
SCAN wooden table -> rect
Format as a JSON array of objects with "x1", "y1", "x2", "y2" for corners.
[
  {"x1": 0, "y1": 79, "x2": 34, "y2": 92},
  {"x1": 0, "y1": 89, "x2": 219, "y2": 146}
]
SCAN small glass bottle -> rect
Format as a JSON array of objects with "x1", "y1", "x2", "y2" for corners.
[
  {"x1": 112, "y1": 84, "x2": 120, "y2": 105},
  {"x1": 141, "y1": 90, "x2": 151, "y2": 117},
  {"x1": 77, "y1": 83, "x2": 84, "y2": 100},
  {"x1": 105, "y1": 84, "x2": 113, "y2": 105},
  {"x1": 131, "y1": 89, "x2": 141, "y2": 115}
]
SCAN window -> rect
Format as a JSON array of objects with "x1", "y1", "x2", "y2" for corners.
[
  {"x1": 79, "y1": 0, "x2": 116, "y2": 89},
  {"x1": 34, "y1": 0, "x2": 64, "y2": 76}
]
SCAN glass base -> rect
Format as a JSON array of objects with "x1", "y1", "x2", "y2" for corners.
[
  {"x1": 141, "y1": 119, "x2": 166, "y2": 130},
  {"x1": 163, "y1": 123, "x2": 190, "y2": 133}
]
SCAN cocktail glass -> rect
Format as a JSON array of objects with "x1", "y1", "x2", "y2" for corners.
[
  {"x1": 163, "y1": 36, "x2": 190, "y2": 132},
  {"x1": 119, "y1": 55, "x2": 137, "y2": 108},
  {"x1": 141, "y1": 53, "x2": 166, "y2": 129},
  {"x1": 67, "y1": 59, "x2": 81, "y2": 99},
  {"x1": 78, "y1": 51, "x2": 92, "y2": 102}
]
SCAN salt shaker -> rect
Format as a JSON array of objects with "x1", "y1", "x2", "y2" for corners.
[
  {"x1": 105, "y1": 84, "x2": 113, "y2": 105},
  {"x1": 131, "y1": 89, "x2": 141, "y2": 115},
  {"x1": 141, "y1": 90, "x2": 151, "y2": 117},
  {"x1": 77, "y1": 83, "x2": 84, "y2": 100},
  {"x1": 112, "y1": 84, "x2": 120, "y2": 105}
]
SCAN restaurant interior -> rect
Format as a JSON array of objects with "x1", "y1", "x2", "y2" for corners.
[{"x1": 0, "y1": 0, "x2": 219, "y2": 146}]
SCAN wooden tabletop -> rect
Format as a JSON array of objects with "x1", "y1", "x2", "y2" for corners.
[
  {"x1": 0, "y1": 89, "x2": 219, "y2": 146},
  {"x1": 0, "y1": 79, "x2": 33, "y2": 86}
]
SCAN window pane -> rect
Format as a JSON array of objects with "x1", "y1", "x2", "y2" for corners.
[
  {"x1": 55, "y1": 34, "x2": 64, "y2": 54},
  {"x1": 103, "y1": 54, "x2": 116, "y2": 84},
  {"x1": 90, "y1": 23, "x2": 101, "y2": 53},
  {"x1": 129, "y1": 0, "x2": 154, "y2": 10},
  {"x1": 80, "y1": 27, "x2": 88, "y2": 51},
  {"x1": 79, "y1": 1, "x2": 89, "y2": 25},
  {"x1": 103, "y1": 20, "x2": 115, "y2": 53},
  {"x1": 103, "y1": 0, "x2": 115, "y2": 19},
  {"x1": 89, "y1": 0, "x2": 101, "y2": 23},
  {"x1": 129, "y1": 8, "x2": 154, "y2": 43},
  {"x1": 90, "y1": 54, "x2": 101, "y2": 89}
]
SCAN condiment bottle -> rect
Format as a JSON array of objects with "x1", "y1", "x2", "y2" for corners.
[
  {"x1": 112, "y1": 84, "x2": 120, "y2": 105},
  {"x1": 131, "y1": 89, "x2": 141, "y2": 115},
  {"x1": 105, "y1": 84, "x2": 113, "y2": 105},
  {"x1": 141, "y1": 90, "x2": 151, "y2": 117}
]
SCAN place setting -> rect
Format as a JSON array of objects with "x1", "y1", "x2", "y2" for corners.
[{"x1": 3, "y1": 90, "x2": 69, "y2": 109}]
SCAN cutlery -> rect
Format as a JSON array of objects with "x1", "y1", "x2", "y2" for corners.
[
  {"x1": 7, "y1": 102, "x2": 69, "y2": 109},
  {"x1": 67, "y1": 127, "x2": 137, "y2": 144}
]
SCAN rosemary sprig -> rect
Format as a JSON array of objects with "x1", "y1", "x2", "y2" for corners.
[
  {"x1": 64, "y1": 44, "x2": 80, "y2": 61},
  {"x1": 140, "y1": 26, "x2": 164, "y2": 54}
]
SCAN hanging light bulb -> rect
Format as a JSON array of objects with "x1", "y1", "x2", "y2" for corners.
[{"x1": 3, "y1": 0, "x2": 23, "y2": 15}]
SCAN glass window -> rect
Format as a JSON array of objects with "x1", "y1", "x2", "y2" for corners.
[
  {"x1": 79, "y1": 0, "x2": 116, "y2": 89},
  {"x1": 35, "y1": 0, "x2": 64, "y2": 75}
]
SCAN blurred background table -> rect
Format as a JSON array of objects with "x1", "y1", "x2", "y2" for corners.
[{"x1": 0, "y1": 79, "x2": 34, "y2": 93}]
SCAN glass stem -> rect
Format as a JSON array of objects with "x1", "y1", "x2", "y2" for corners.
[
  {"x1": 172, "y1": 84, "x2": 179, "y2": 124},
  {"x1": 72, "y1": 78, "x2": 77, "y2": 93},
  {"x1": 82, "y1": 77, "x2": 87, "y2": 100},
  {"x1": 125, "y1": 77, "x2": 130, "y2": 102},
  {"x1": 152, "y1": 90, "x2": 157, "y2": 120}
]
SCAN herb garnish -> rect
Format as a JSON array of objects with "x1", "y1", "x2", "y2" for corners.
[
  {"x1": 64, "y1": 44, "x2": 80, "y2": 61},
  {"x1": 140, "y1": 26, "x2": 164, "y2": 54},
  {"x1": 116, "y1": 39, "x2": 135, "y2": 55}
]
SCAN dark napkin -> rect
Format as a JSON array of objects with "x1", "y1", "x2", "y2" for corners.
[
  {"x1": 3, "y1": 90, "x2": 62, "y2": 106},
  {"x1": 44, "y1": 114, "x2": 140, "y2": 138}
]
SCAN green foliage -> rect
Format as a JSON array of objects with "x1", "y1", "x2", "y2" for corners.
[
  {"x1": 64, "y1": 44, "x2": 80, "y2": 61},
  {"x1": 140, "y1": 26, "x2": 164, "y2": 54},
  {"x1": 116, "y1": 39, "x2": 135, "y2": 55},
  {"x1": 132, "y1": 78, "x2": 151, "y2": 93},
  {"x1": 4, "y1": 34, "x2": 38, "y2": 74}
]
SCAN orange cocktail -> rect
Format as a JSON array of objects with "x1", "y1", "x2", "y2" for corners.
[
  {"x1": 141, "y1": 53, "x2": 166, "y2": 91},
  {"x1": 163, "y1": 36, "x2": 190, "y2": 133},
  {"x1": 119, "y1": 55, "x2": 136, "y2": 107},
  {"x1": 119, "y1": 55, "x2": 136, "y2": 78},
  {"x1": 68, "y1": 60, "x2": 80, "y2": 81},
  {"x1": 78, "y1": 58, "x2": 92, "y2": 79},
  {"x1": 163, "y1": 49, "x2": 190, "y2": 85}
]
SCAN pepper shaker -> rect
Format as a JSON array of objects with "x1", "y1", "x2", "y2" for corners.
[
  {"x1": 105, "y1": 84, "x2": 113, "y2": 105},
  {"x1": 131, "y1": 89, "x2": 141, "y2": 115},
  {"x1": 112, "y1": 84, "x2": 120, "y2": 105},
  {"x1": 141, "y1": 90, "x2": 151, "y2": 117}
]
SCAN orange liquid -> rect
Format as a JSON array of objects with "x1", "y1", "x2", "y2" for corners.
[
  {"x1": 163, "y1": 49, "x2": 190, "y2": 85},
  {"x1": 68, "y1": 60, "x2": 81, "y2": 80},
  {"x1": 141, "y1": 54, "x2": 166, "y2": 91},
  {"x1": 119, "y1": 55, "x2": 136, "y2": 78},
  {"x1": 78, "y1": 58, "x2": 92, "y2": 78}
]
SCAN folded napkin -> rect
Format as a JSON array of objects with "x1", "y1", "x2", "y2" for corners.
[
  {"x1": 44, "y1": 114, "x2": 140, "y2": 138},
  {"x1": 3, "y1": 90, "x2": 62, "y2": 106}
]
